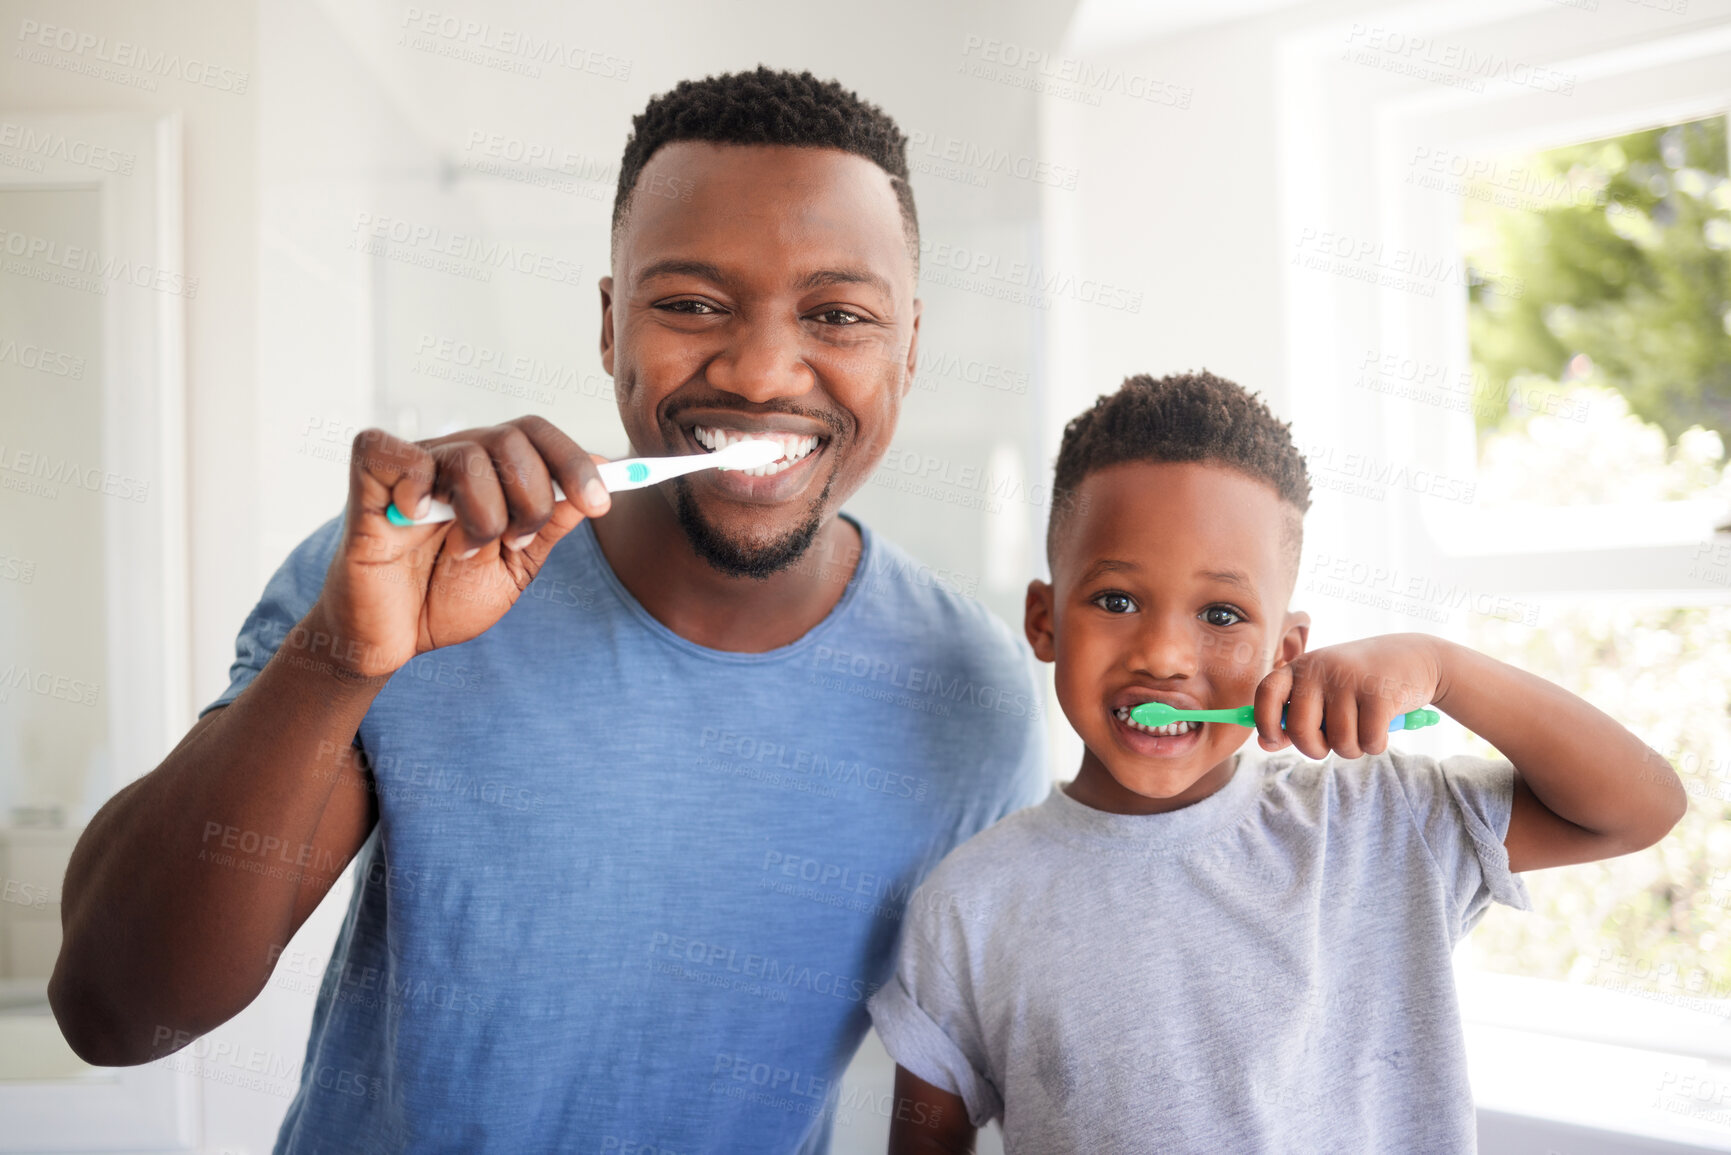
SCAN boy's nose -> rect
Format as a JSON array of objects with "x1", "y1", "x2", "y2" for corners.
[{"x1": 1127, "y1": 616, "x2": 1201, "y2": 680}]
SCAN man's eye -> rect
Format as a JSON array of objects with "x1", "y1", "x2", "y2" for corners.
[
  {"x1": 660, "y1": 300, "x2": 717, "y2": 314},
  {"x1": 1093, "y1": 592, "x2": 1137, "y2": 614},
  {"x1": 1202, "y1": 605, "x2": 1244, "y2": 627},
  {"x1": 812, "y1": 308, "x2": 862, "y2": 325}
]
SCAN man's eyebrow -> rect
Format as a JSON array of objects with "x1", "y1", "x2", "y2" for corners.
[
  {"x1": 636, "y1": 258, "x2": 727, "y2": 284},
  {"x1": 635, "y1": 261, "x2": 894, "y2": 299},
  {"x1": 792, "y1": 267, "x2": 893, "y2": 297}
]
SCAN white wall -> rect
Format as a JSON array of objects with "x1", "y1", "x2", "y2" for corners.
[{"x1": 0, "y1": 0, "x2": 259, "y2": 777}]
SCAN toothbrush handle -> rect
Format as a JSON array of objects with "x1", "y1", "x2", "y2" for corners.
[
  {"x1": 384, "y1": 464, "x2": 653, "y2": 528},
  {"x1": 594, "y1": 454, "x2": 722, "y2": 490},
  {"x1": 1275, "y1": 706, "x2": 1440, "y2": 732},
  {"x1": 383, "y1": 445, "x2": 775, "y2": 525}
]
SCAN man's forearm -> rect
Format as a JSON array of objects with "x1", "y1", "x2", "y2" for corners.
[{"x1": 50, "y1": 619, "x2": 388, "y2": 1065}]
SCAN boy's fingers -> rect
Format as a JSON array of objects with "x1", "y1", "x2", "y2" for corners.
[
  {"x1": 1254, "y1": 667, "x2": 1292, "y2": 749},
  {"x1": 1324, "y1": 690, "x2": 1362, "y2": 759},
  {"x1": 1358, "y1": 686, "x2": 1395, "y2": 756},
  {"x1": 1284, "y1": 665, "x2": 1329, "y2": 759}
]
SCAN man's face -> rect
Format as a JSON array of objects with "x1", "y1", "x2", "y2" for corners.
[
  {"x1": 600, "y1": 142, "x2": 920, "y2": 577},
  {"x1": 1027, "y1": 461, "x2": 1309, "y2": 810}
]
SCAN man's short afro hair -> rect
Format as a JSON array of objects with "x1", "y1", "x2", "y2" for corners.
[
  {"x1": 612, "y1": 66, "x2": 918, "y2": 268},
  {"x1": 1048, "y1": 370, "x2": 1311, "y2": 562}
]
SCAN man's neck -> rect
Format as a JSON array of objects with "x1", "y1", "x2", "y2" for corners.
[{"x1": 588, "y1": 489, "x2": 862, "y2": 652}]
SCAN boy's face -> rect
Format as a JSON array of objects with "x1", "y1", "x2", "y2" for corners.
[{"x1": 1026, "y1": 460, "x2": 1309, "y2": 814}]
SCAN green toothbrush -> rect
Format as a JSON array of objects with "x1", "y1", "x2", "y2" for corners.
[{"x1": 1129, "y1": 702, "x2": 1441, "y2": 732}]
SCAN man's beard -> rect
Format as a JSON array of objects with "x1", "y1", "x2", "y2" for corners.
[{"x1": 671, "y1": 475, "x2": 833, "y2": 581}]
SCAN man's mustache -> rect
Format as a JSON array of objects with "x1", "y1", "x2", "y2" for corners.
[{"x1": 664, "y1": 396, "x2": 848, "y2": 439}]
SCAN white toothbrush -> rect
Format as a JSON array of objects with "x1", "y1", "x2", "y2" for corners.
[{"x1": 383, "y1": 438, "x2": 787, "y2": 527}]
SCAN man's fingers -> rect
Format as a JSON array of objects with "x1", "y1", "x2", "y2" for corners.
[
  {"x1": 515, "y1": 415, "x2": 611, "y2": 519},
  {"x1": 431, "y1": 442, "x2": 508, "y2": 557},
  {"x1": 485, "y1": 425, "x2": 556, "y2": 546},
  {"x1": 349, "y1": 428, "x2": 434, "y2": 521}
]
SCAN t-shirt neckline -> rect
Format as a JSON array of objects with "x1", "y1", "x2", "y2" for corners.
[
  {"x1": 1040, "y1": 748, "x2": 1264, "y2": 852},
  {"x1": 573, "y1": 512, "x2": 874, "y2": 664}
]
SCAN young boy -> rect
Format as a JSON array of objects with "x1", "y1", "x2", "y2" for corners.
[{"x1": 867, "y1": 371, "x2": 1686, "y2": 1153}]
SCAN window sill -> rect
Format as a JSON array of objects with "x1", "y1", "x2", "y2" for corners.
[{"x1": 1459, "y1": 967, "x2": 1731, "y2": 1152}]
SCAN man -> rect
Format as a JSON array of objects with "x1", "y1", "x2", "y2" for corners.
[{"x1": 49, "y1": 68, "x2": 1046, "y2": 1152}]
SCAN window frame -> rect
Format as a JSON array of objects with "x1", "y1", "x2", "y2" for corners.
[{"x1": 1276, "y1": 8, "x2": 1731, "y2": 1147}]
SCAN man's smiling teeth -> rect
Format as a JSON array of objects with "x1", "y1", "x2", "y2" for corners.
[
  {"x1": 1113, "y1": 707, "x2": 1200, "y2": 738},
  {"x1": 693, "y1": 426, "x2": 821, "y2": 477}
]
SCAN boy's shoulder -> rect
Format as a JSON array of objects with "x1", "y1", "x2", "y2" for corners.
[
  {"x1": 911, "y1": 747, "x2": 1436, "y2": 900},
  {"x1": 913, "y1": 792, "x2": 1059, "y2": 903},
  {"x1": 1249, "y1": 744, "x2": 1483, "y2": 812}
]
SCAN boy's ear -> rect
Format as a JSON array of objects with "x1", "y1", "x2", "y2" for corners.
[
  {"x1": 1024, "y1": 579, "x2": 1056, "y2": 663},
  {"x1": 1272, "y1": 610, "x2": 1310, "y2": 669}
]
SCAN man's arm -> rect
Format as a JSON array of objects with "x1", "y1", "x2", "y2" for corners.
[
  {"x1": 49, "y1": 636, "x2": 383, "y2": 1065},
  {"x1": 50, "y1": 417, "x2": 612, "y2": 1066},
  {"x1": 888, "y1": 1065, "x2": 976, "y2": 1155}
]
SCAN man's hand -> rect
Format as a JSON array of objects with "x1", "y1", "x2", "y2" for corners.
[
  {"x1": 312, "y1": 415, "x2": 614, "y2": 677},
  {"x1": 1252, "y1": 633, "x2": 1442, "y2": 759}
]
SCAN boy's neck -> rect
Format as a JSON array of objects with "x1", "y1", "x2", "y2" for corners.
[{"x1": 1063, "y1": 751, "x2": 1240, "y2": 816}]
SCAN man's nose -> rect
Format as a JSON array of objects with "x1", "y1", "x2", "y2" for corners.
[{"x1": 705, "y1": 320, "x2": 813, "y2": 403}]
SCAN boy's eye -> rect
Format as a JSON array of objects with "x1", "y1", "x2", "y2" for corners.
[
  {"x1": 1202, "y1": 605, "x2": 1244, "y2": 627},
  {"x1": 1093, "y1": 592, "x2": 1137, "y2": 615}
]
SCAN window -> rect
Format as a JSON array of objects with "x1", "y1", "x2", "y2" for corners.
[{"x1": 1453, "y1": 115, "x2": 1731, "y2": 1009}]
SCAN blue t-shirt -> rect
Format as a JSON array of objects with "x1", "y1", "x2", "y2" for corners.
[{"x1": 203, "y1": 513, "x2": 1047, "y2": 1154}]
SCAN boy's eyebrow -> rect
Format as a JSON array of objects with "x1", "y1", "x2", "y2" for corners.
[
  {"x1": 1199, "y1": 568, "x2": 1255, "y2": 592},
  {"x1": 1077, "y1": 560, "x2": 1258, "y2": 593},
  {"x1": 1079, "y1": 558, "x2": 1140, "y2": 582}
]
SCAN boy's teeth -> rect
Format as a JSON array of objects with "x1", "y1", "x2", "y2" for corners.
[
  {"x1": 693, "y1": 426, "x2": 821, "y2": 477},
  {"x1": 1112, "y1": 706, "x2": 1200, "y2": 738}
]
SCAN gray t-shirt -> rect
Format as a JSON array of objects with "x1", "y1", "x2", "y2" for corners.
[{"x1": 867, "y1": 746, "x2": 1531, "y2": 1153}]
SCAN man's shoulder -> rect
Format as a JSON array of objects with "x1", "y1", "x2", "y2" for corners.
[{"x1": 846, "y1": 525, "x2": 1023, "y2": 662}]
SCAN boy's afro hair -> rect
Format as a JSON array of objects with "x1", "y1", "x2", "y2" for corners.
[
  {"x1": 1048, "y1": 370, "x2": 1311, "y2": 559},
  {"x1": 612, "y1": 66, "x2": 918, "y2": 266}
]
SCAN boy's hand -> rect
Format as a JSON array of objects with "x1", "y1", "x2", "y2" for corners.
[{"x1": 1253, "y1": 633, "x2": 1445, "y2": 760}]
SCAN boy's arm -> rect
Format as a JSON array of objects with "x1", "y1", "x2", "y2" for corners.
[
  {"x1": 888, "y1": 1065, "x2": 977, "y2": 1155},
  {"x1": 1426, "y1": 639, "x2": 1686, "y2": 872},
  {"x1": 1257, "y1": 634, "x2": 1687, "y2": 873}
]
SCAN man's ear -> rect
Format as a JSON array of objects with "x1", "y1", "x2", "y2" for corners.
[
  {"x1": 900, "y1": 299, "x2": 923, "y2": 399},
  {"x1": 598, "y1": 275, "x2": 615, "y2": 375},
  {"x1": 1273, "y1": 610, "x2": 1310, "y2": 669},
  {"x1": 1025, "y1": 579, "x2": 1057, "y2": 663}
]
